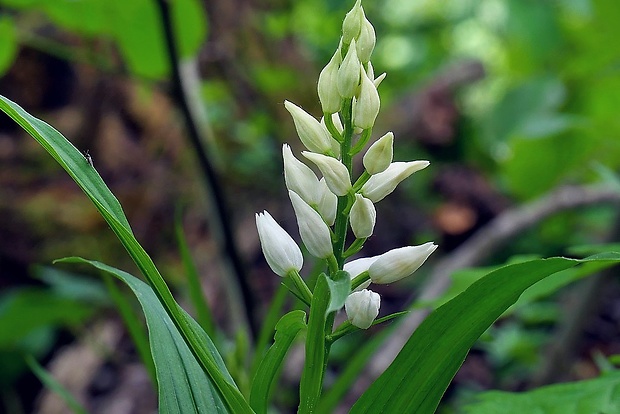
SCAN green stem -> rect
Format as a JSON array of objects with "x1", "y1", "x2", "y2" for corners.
[
  {"x1": 349, "y1": 128, "x2": 373, "y2": 156},
  {"x1": 343, "y1": 238, "x2": 366, "y2": 258},
  {"x1": 351, "y1": 271, "x2": 371, "y2": 291},
  {"x1": 352, "y1": 171, "x2": 371, "y2": 193},
  {"x1": 324, "y1": 112, "x2": 343, "y2": 142}
]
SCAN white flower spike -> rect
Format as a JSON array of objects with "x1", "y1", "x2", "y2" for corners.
[
  {"x1": 368, "y1": 242, "x2": 438, "y2": 284},
  {"x1": 345, "y1": 289, "x2": 380, "y2": 329},
  {"x1": 284, "y1": 100, "x2": 333, "y2": 154},
  {"x1": 288, "y1": 191, "x2": 334, "y2": 259},
  {"x1": 302, "y1": 151, "x2": 352, "y2": 196},
  {"x1": 255, "y1": 211, "x2": 303, "y2": 277},
  {"x1": 318, "y1": 48, "x2": 342, "y2": 114},
  {"x1": 349, "y1": 193, "x2": 376, "y2": 239},
  {"x1": 361, "y1": 160, "x2": 430, "y2": 202},
  {"x1": 353, "y1": 64, "x2": 380, "y2": 130},
  {"x1": 317, "y1": 178, "x2": 338, "y2": 226},
  {"x1": 337, "y1": 38, "x2": 361, "y2": 98},
  {"x1": 363, "y1": 131, "x2": 393, "y2": 175},
  {"x1": 283, "y1": 144, "x2": 320, "y2": 205}
]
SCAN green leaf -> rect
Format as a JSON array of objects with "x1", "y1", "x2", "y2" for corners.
[
  {"x1": 56, "y1": 257, "x2": 228, "y2": 413},
  {"x1": 26, "y1": 355, "x2": 88, "y2": 414},
  {"x1": 325, "y1": 270, "x2": 351, "y2": 317},
  {"x1": 299, "y1": 274, "x2": 330, "y2": 414},
  {"x1": 0, "y1": 288, "x2": 94, "y2": 348},
  {"x1": 0, "y1": 15, "x2": 18, "y2": 75},
  {"x1": 250, "y1": 310, "x2": 306, "y2": 414},
  {"x1": 463, "y1": 372, "x2": 620, "y2": 413},
  {"x1": 0, "y1": 95, "x2": 253, "y2": 413},
  {"x1": 350, "y1": 254, "x2": 620, "y2": 414}
]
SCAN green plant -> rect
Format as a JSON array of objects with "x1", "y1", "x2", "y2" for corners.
[{"x1": 2, "y1": 1, "x2": 620, "y2": 413}]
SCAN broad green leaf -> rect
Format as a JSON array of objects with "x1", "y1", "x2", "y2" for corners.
[
  {"x1": 299, "y1": 274, "x2": 330, "y2": 414},
  {"x1": 0, "y1": 16, "x2": 17, "y2": 75},
  {"x1": 325, "y1": 270, "x2": 351, "y2": 316},
  {"x1": 0, "y1": 95, "x2": 253, "y2": 413},
  {"x1": 26, "y1": 355, "x2": 88, "y2": 414},
  {"x1": 463, "y1": 372, "x2": 620, "y2": 414},
  {"x1": 350, "y1": 254, "x2": 620, "y2": 414},
  {"x1": 57, "y1": 258, "x2": 227, "y2": 413},
  {"x1": 250, "y1": 310, "x2": 306, "y2": 414}
]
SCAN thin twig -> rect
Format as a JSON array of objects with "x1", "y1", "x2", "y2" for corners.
[
  {"x1": 154, "y1": 0, "x2": 256, "y2": 338},
  {"x1": 350, "y1": 185, "x2": 620, "y2": 399}
]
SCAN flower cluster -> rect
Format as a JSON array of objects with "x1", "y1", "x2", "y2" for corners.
[{"x1": 256, "y1": 0, "x2": 436, "y2": 330}]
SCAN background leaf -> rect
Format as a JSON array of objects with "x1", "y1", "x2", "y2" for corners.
[{"x1": 463, "y1": 371, "x2": 620, "y2": 414}]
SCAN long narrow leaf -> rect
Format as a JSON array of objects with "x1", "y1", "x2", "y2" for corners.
[
  {"x1": 250, "y1": 310, "x2": 306, "y2": 414},
  {"x1": 57, "y1": 257, "x2": 227, "y2": 413},
  {"x1": 0, "y1": 95, "x2": 254, "y2": 413},
  {"x1": 350, "y1": 254, "x2": 620, "y2": 414},
  {"x1": 299, "y1": 274, "x2": 330, "y2": 414},
  {"x1": 25, "y1": 355, "x2": 88, "y2": 414}
]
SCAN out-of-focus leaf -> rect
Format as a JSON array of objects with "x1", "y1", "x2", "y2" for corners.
[
  {"x1": 0, "y1": 15, "x2": 18, "y2": 75},
  {"x1": 32, "y1": 266, "x2": 110, "y2": 305},
  {"x1": 463, "y1": 372, "x2": 620, "y2": 413},
  {"x1": 0, "y1": 289, "x2": 94, "y2": 348},
  {"x1": 26, "y1": 355, "x2": 88, "y2": 414}
]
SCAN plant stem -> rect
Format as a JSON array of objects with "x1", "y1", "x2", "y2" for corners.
[{"x1": 155, "y1": 0, "x2": 256, "y2": 339}]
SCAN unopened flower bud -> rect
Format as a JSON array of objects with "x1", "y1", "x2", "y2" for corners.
[
  {"x1": 349, "y1": 194, "x2": 376, "y2": 239},
  {"x1": 356, "y1": 11, "x2": 376, "y2": 63},
  {"x1": 353, "y1": 65, "x2": 380, "y2": 130},
  {"x1": 363, "y1": 132, "x2": 393, "y2": 174},
  {"x1": 283, "y1": 144, "x2": 319, "y2": 205},
  {"x1": 289, "y1": 191, "x2": 333, "y2": 259},
  {"x1": 256, "y1": 211, "x2": 303, "y2": 277},
  {"x1": 317, "y1": 178, "x2": 338, "y2": 226},
  {"x1": 342, "y1": 0, "x2": 363, "y2": 44},
  {"x1": 318, "y1": 49, "x2": 342, "y2": 114},
  {"x1": 284, "y1": 100, "x2": 333, "y2": 154},
  {"x1": 368, "y1": 242, "x2": 437, "y2": 284},
  {"x1": 345, "y1": 289, "x2": 380, "y2": 329},
  {"x1": 344, "y1": 256, "x2": 376, "y2": 291},
  {"x1": 337, "y1": 39, "x2": 361, "y2": 98},
  {"x1": 302, "y1": 151, "x2": 352, "y2": 196},
  {"x1": 361, "y1": 160, "x2": 429, "y2": 202}
]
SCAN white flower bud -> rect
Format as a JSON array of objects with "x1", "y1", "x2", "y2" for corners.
[
  {"x1": 344, "y1": 256, "x2": 376, "y2": 291},
  {"x1": 284, "y1": 100, "x2": 333, "y2": 154},
  {"x1": 337, "y1": 38, "x2": 361, "y2": 98},
  {"x1": 318, "y1": 49, "x2": 342, "y2": 114},
  {"x1": 302, "y1": 151, "x2": 352, "y2": 196},
  {"x1": 342, "y1": 0, "x2": 363, "y2": 44},
  {"x1": 317, "y1": 178, "x2": 338, "y2": 226},
  {"x1": 361, "y1": 160, "x2": 430, "y2": 202},
  {"x1": 368, "y1": 242, "x2": 437, "y2": 284},
  {"x1": 363, "y1": 132, "x2": 393, "y2": 174},
  {"x1": 283, "y1": 144, "x2": 320, "y2": 205},
  {"x1": 345, "y1": 289, "x2": 380, "y2": 329},
  {"x1": 356, "y1": 11, "x2": 376, "y2": 63},
  {"x1": 288, "y1": 191, "x2": 333, "y2": 259},
  {"x1": 256, "y1": 211, "x2": 303, "y2": 277},
  {"x1": 353, "y1": 65, "x2": 380, "y2": 130},
  {"x1": 349, "y1": 194, "x2": 376, "y2": 239}
]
